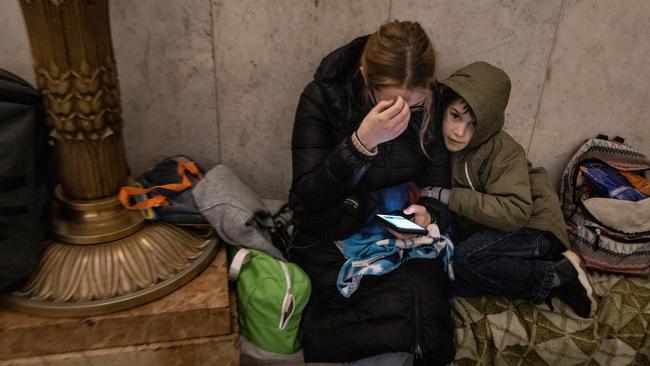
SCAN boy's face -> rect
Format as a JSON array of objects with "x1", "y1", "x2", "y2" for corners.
[{"x1": 442, "y1": 98, "x2": 476, "y2": 152}]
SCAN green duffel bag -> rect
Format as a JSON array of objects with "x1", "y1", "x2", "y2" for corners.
[{"x1": 228, "y1": 247, "x2": 311, "y2": 354}]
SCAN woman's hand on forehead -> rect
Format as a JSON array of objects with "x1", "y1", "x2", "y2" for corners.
[
  {"x1": 373, "y1": 87, "x2": 427, "y2": 108},
  {"x1": 379, "y1": 95, "x2": 407, "y2": 117},
  {"x1": 356, "y1": 95, "x2": 411, "y2": 150}
]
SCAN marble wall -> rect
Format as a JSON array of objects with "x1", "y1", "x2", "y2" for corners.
[
  {"x1": 1, "y1": 0, "x2": 648, "y2": 199},
  {"x1": 111, "y1": 1, "x2": 221, "y2": 173},
  {"x1": 0, "y1": 1, "x2": 33, "y2": 85}
]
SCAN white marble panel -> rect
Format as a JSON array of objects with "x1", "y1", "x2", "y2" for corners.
[
  {"x1": 529, "y1": 1, "x2": 650, "y2": 187},
  {"x1": 4, "y1": 0, "x2": 649, "y2": 199},
  {"x1": 0, "y1": 1, "x2": 35, "y2": 85},
  {"x1": 110, "y1": 0, "x2": 220, "y2": 174},
  {"x1": 392, "y1": 0, "x2": 563, "y2": 150},
  {"x1": 213, "y1": 0, "x2": 390, "y2": 199}
]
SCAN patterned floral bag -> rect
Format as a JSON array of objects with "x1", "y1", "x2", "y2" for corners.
[{"x1": 560, "y1": 135, "x2": 650, "y2": 275}]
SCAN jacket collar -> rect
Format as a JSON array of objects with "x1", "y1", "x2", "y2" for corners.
[{"x1": 313, "y1": 36, "x2": 369, "y2": 130}]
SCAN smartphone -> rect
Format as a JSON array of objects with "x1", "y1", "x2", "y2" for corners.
[{"x1": 376, "y1": 214, "x2": 428, "y2": 235}]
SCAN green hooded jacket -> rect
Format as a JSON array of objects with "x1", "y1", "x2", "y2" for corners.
[{"x1": 440, "y1": 62, "x2": 569, "y2": 247}]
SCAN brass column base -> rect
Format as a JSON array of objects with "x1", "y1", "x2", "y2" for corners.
[
  {"x1": 4, "y1": 223, "x2": 218, "y2": 317},
  {"x1": 51, "y1": 185, "x2": 147, "y2": 244},
  {"x1": 3, "y1": 189, "x2": 219, "y2": 318}
]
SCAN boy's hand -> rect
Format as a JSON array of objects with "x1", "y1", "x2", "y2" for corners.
[
  {"x1": 403, "y1": 204, "x2": 432, "y2": 228},
  {"x1": 356, "y1": 95, "x2": 410, "y2": 150},
  {"x1": 419, "y1": 197, "x2": 453, "y2": 235},
  {"x1": 388, "y1": 204, "x2": 432, "y2": 240}
]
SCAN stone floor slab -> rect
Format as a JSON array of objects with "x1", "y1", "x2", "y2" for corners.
[{"x1": 0, "y1": 244, "x2": 232, "y2": 360}]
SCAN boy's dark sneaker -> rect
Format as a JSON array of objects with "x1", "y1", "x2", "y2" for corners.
[{"x1": 551, "y1": 250, "x2": 597, "y2": 318}]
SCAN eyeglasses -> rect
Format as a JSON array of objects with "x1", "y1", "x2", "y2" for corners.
[{"x1": 370, "y1": 89, "x2": 426, "y2": 113}]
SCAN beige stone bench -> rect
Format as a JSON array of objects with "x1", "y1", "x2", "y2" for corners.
[{"x1": 0, "y1": 245, "x2": 239, "y2": 366}]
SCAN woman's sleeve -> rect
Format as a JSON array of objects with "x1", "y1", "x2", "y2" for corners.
[
  {"x1": 415, "y1": 88, "x2": 451, "y2": 189},
  {"x1": 289, "y1": 82, "x2": 374, "y2": 213},
  {"x1": 448, "y1": 141, "x2": 533, "y2": 232},
  {"x1": 416, "y1": 137, "x2": 451, "y2": 188}
]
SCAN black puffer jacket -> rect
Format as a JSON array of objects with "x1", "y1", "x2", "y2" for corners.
[{"x1": 289, "y1": 36, "x2": 455, "y2": 363}]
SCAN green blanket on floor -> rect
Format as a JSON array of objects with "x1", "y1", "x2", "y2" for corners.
[{"x1": 452, "y1": 273, "x2": 650, "y2": 365}]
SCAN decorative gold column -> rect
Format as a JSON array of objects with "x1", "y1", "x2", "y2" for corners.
[
  {"x1": 23, "y1": 0, "x2": 128, "y2": 200},
  {"x1": 4, "y1": 0, "x2": 218, "y2": 317}
]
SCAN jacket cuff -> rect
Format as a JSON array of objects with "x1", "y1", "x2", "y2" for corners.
[{"x1": 326, "y1": 135, "x2": 375, "y2": 190}]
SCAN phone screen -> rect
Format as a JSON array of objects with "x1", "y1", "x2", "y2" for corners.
[{"x1": 376, "y1": 214, "x2": 428, "y2": 234}]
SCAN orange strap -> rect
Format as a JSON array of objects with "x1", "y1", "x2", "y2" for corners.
[
  {"x1": 621, "y1": 170, "x2": 650, "y2": 195},
  {"x1": 119, "y1": 161, "x2": 204, "y2": 210}
]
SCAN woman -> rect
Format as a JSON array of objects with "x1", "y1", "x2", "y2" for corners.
[{"x1": 289, "y1": 21, "x2": 455, "y2": 365}]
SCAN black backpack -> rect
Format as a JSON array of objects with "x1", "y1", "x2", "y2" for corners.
[{"x1": 0, "y1": 69, "x2": 52, "y2": 292}]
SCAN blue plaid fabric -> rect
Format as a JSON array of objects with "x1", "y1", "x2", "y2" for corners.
[{"x1": 336, "y1": 183, "x2": 454, "y2": 298}]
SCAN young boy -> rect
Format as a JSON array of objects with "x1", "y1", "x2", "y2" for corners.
[{"x1": 423, "y1": 61, "x2": 597, "y2": 317}]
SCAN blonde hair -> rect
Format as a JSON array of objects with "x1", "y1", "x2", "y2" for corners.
[{"x1": 361, "y1": 20, "x2": 436, "y2": 157}]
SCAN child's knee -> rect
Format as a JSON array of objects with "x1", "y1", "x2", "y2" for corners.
[
  {"x1": 453, "y1": 244, "x2": 472, "y2": 267},
  {"x1": 453, "y1": 246, "x2": 471, "y2": 272}
]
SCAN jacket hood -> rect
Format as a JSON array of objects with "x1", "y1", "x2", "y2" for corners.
[
  {"x1": 314, "y1": 35, "x2": 368, "y2": 84},
  {"x1": 441, "y1": 61, "x2": 511, "y2": 149},
  {"x1": 310, "y1": 35, "x2": 440, "y2": 143},
  {"x1": 311, "y1": 36, "x2": 368, "y2": 129}
]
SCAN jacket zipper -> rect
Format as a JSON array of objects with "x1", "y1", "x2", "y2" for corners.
[
  {"x1": 385, "y1": 141, "x2": 393, "y2": 182},
  {"x1": 579, "y1": 201, "x2": 650, "y2": 240},
  {"x1": 278, "y1": 260, "x2": 293, "y2": 330},
  {"x1": 414, "y1": 298, "x2": 423, "y2": 359},
  {"x1": 592, "y1": 227, "x2": 602, "y2": 251},
  {"x1": 408, "y1": 266, "x2": 424, "y2": 359},
  {"x1": 464, "y1": 160, "x2": 476, "y2": 191}
]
